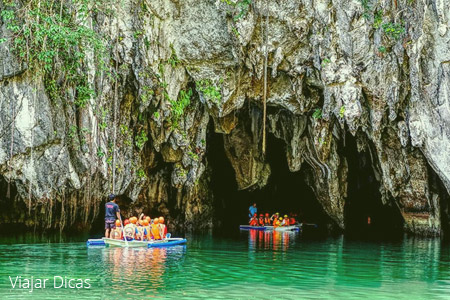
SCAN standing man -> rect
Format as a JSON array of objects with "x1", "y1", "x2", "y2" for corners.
[
  {"x1": 105, "y1": 194, "x2": 120, "y2": 238},
  {"x1": 248, "y1": 203, "x2": 257, "y2": 219}
]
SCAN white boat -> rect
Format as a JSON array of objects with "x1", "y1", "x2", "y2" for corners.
[
  {"x1": 102, "y1": 237, "x2": 187, "y2": 248},
  {"x1": 265, "y1": 225, "x2": 300, "y2": 232}
]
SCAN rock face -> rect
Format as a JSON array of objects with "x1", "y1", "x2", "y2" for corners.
[{"x1": 0, "y1": 0, "x2": 449, "y2": 235}]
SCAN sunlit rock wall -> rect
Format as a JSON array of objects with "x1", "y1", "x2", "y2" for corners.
[{"x1": 0, "y1": 0, "x2": 449, "y2": 235}]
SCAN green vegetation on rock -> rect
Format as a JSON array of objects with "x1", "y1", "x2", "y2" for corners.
[{"x1": 196, "y1": 79, "x2": 221, "y2": 104}]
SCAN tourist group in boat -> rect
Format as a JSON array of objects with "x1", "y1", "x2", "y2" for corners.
[
  {"x1": 105, "y1": 194, "x2": 167, "y2": 241},
  {"x1": 248, "y1": 203, "x2": 298, "y2": 227}
]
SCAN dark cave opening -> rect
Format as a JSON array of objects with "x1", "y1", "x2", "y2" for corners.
[
  {"x1": 343, "y1": 132, "x2": 404, "y2": 237},
  {"x1": 0, "y1": 175, "x2": 24, "y2": 233},
  {"x1": 207, "y1": 124, "x2": 332, "y2": 231}
]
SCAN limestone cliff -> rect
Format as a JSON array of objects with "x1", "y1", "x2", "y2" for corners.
[{"x1": 0, "y1": 0, "x2": 449, "y2": 235}]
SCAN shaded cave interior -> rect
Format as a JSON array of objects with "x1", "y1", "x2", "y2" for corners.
[
  {"x1": 208, "y1": 119, "x2": 406, "y2": 236},
  {"x1": 208, "y1": 129, "x2": 331, "y2": 229},
  {"x1": 342, "y1": 132, "x2": 404, "y2": 236}
]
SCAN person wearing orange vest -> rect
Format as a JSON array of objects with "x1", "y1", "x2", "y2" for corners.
[
  {"x1": 249, "y1": 214, "x2": 258, "y2": 226},
  {"x1": 138, "y1": 219, "x2": 150, "y2": 241},
  {"x1": 281, "y1": 215, "x2": 290, "y2": 226},
  {"x1": 111, "y1": 219, "x2": 123, "y2": 239},
  {"x1": 270, "y1": 212, "x2": 279, "y2": 223},
  {"x1": 264, "y1": 213, "x2": 271, "y2": 225},
  {"x1": 273, "y1": 217, "x2": 282, "y2": 227},
  {"x1": 151, "y1": 218, "x2": 161, "y2": 240},
  {"x1": 123, "y1": 218, "x2": 138, "y2": 240},
  {"x1": 258, "y1": 214, "x2": 264, "y2": 226},
  {"x1": 289, "y1": 213, "x2": 297, "y2": 226},
  {"x1": 158, "y1": 217, "x2": 167, "y2": 239}
]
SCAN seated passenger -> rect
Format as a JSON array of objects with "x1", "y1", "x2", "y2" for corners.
[
  {"x1": 123, "y1": 218, "x2": 137, "y2": 241},
  {"x1": 258, "y1": 214, "x2": 264, "y2": 226},
  {"x1": 270, "y1": 212, "x2": 279, "y2": 222},
  {"x1": 249, "y1": 214, "x2": 258, "y2": 226},
  {"x1": 110, "y1": 219, "x2": 123, "y2": 239},
  {"x1": 159, "y1": 217, "x2": 167, "y2": 239},
  {"x1": 289, "y1": 214, "x2": 297, "y2": 226},
  {"x1": 151, "y1": 218, "x2": 161, "y2": 240},
  {"x1": 138, "y1": 219, "x2": 150, "y2": 241},
  {"x1": 264, "y1": 213, "x2": 271, "y2": 225},
  {"x1": 273, "y1": 217, "x2": 282, "y2": 227},
  {"x1": 281, "y1": 215, "x2": 290, "y2": 226}
]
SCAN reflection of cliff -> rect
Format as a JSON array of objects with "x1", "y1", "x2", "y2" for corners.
[{"x1": 1, "y1": 0, "x2": 450, "y2": 236}]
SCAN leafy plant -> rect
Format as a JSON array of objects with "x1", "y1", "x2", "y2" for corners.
[
  {"x1": 44, "y1": 78, "x2": 59, "y2": 100},
  {"x1": 373, "y1": 10, "x2": 383, "y2": 29},
  {"x1": 97, "y1": 147, "x2": 105, "y2": 158},
  {"x1": 378, "y1": 46, "x2": 386, "y2": 53},
  {"x1": 220, "y1": 0, "x2": 251, "y2": 21},
  {"x1": 321, "y1": 58, "x2": 331, "y2": 67},
  {"x1": 170, "y1": 89, "x2": 192, "y2": 128},
  {"x1": 231, "y1": 26, "x2": 240, "y2": 37},
  {"x1": 75, "y1": 85, "x2": 95, "y2": 108},
  {"x1": 1, "y1": 0, "x2": 109, "y2": 121},
  {"x1": 382, "y1": 22, "x2": 405, "y2": 40},
  {"x1": 79, "y1": 127, "x2": 90, "y2": 146},
  {"x1": 140, "y1": 86, "x2": 154, "y2": 103},
  {"x1": 134, "y1": 30, "x2": 144, "y2": 39},
  {"x1": 167, "y1": 44, "x2": 180, "y2": 67},
  {"x1": 119, "y1": 125, "x2": 128, "y2": 135},
  {"x1": 196, "y1": 79, "x2": 221, "y2": 103},
  {"x1": 137, "y1": 169, "x2": 147, "y2": 179},
  {"x1": 339, "y1": 106, "x2": 346, "y2": 118},
  {"x1": 68, "y1": 125, "x2": 78, "y2": 139},
  {"x1": 188, "y1": 151, "x2": 199, "y2": 161},
  {"x1": 135, "y1": 130, "x2": 148, "y2": 150},
  {"x1": 99, "y1": 122, "x2": 107, "y2": 130},
  {"x1": 359, "y1": 0, "x2": 372, "y2": 20},
  {"x1": 312, "y1": 108, "x2": 322, "y2": 119}
]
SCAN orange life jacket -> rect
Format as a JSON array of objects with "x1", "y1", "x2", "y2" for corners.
[
  {"x1": 264, "y1": 217, "x2": 271, "y2": 225},
  {"x1": 151, "y1": 224, "x2": 161, "y2": 240},
  {"x1": 258, "y1": 218, "x2": 264, "y2": 226},
  {"x1": 283, "y1": 219, "x2": 290, "y2": 226},
  {"x1": 290, "y1": 218, "x2": 296, "y2": 225},
  {"x1": 249, "y1": 218, "x2": 258, "y2": 226}
]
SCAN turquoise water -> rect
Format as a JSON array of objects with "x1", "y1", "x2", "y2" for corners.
[{"x1": 1, "y1": 231, "x2": 450, "y2": 299}]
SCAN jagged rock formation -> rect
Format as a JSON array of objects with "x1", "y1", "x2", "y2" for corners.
[{"x1": 0, "y1": 0, "x2": 449, "y2": 235}]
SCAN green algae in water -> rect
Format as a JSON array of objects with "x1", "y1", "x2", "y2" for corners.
[{"x1": 0, "y1": 232, "x2": 450, "y2": 299}]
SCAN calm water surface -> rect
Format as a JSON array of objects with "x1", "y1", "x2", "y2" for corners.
[{"x1": 0, "y1": 231, "x2": 450, "y2": 299}]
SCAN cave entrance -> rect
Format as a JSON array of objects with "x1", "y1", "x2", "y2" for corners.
[
  {"x1": 208, "y1": 126, "x2": 331, "y2": 230},
  {"x1": 343, "y1": 132, "x2": 404, "y2": 237}
]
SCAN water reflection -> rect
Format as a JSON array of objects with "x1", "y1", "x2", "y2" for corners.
[
  {"x1": 247, "y1": 229, "x2": 298, "y2": 251},
  {"x1": 87, "y1": 245, "x2": 186, "y2": 297},
  {"x1": 2, "y1": 233, "x2": 450, "y2": 299}
]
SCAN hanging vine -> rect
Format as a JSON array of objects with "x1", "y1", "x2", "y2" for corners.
[{"x1": 261, "y1": 0, "x2": 269, "y2": 156}]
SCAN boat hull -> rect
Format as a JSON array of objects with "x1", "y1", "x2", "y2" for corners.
[
  {"x1": 87, "y1": 238, "x2": 186, "y2": 247},
  {"x1": 239, "y1": 225, "x2": 300, "y2": 232},
  {"x1": 239, "y1": 225, "x2": 267, "y2": 230}
]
